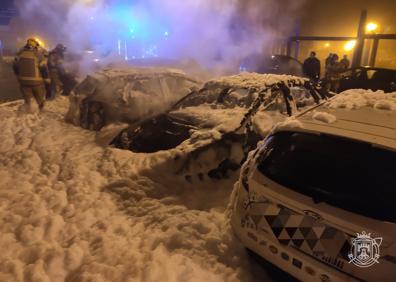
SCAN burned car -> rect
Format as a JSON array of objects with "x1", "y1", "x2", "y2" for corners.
[
  {"x1": 111, "y1": 73, "x2": 329, "y2": 180},
  {"x1": 65, "y1": 67, "x2": 201, "y2": 130}
]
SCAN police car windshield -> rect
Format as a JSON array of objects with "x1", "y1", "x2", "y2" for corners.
[{"x1": 257, "y1": 131, "x2": 396, "y2": 223}]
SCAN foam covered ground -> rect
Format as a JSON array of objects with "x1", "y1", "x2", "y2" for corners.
[{"x1": 0, "y1": 97, "x2": 270, "y2": 282}]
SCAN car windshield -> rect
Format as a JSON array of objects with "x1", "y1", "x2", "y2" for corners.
[{"x1": 257, "y1": 131, "x2": 396, "y2": 223}]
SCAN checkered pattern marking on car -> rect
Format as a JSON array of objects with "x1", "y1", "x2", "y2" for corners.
[{"x1": 244, "y1": 201, "x2": 352, "y2": 265}]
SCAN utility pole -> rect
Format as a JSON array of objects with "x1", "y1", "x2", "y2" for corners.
[
  {"x1": 352, "y1": 10, "x2": 367, "y2": 68},
  {"x1": 369, "y1": 39, "x2": 380, "y2": 67}
]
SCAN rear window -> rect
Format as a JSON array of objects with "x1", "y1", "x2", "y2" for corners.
[{"x1": 257, "y1": 131, "x2": 396, "y2": 223}]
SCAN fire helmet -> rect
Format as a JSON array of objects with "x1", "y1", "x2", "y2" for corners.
[{"x1": 26, "y1": 38, "x2": 39, "y2": 48}]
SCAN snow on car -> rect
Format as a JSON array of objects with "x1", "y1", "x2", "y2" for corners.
[
  {"x1": 0, "y1": 97, "x2": 276, "y2": 282},
  {"x1": 65, "y1": 67, "x2": 201, "y2": 131},
  {"x1": 230, "y1": 89, "x2": 396, "y2": 282},
  {"x1": 111, "y1": 72, "x2": 329, "y2": 181}
]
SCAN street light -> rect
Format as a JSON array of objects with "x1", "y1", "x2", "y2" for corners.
[
  {"x1": 344, "y1": 40, "x2": 356, "y2": 51},
  {"x1": 366, "y1": 22, "x2": 378, "y2": 33}
]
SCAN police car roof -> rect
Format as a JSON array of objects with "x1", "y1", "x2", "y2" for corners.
[{"x1": 274, "y1": 90, "x2": 396, "y2": 151}]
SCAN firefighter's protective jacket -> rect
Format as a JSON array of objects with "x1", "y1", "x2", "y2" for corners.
[
  {"x1": 13, "y1": 47, "x2": 48, "y2": 85},
  {"x1": 48, "y1": 50, "x2": 66, "y2": 76}
]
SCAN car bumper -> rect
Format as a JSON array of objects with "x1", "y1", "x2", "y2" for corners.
[{"x1": 230, "y1": 183, "x2": 361, "y2": 282}]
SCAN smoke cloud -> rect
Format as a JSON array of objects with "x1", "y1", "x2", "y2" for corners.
[{"x1": 12, "y1": 0, "x2": 307, "y2": 74}]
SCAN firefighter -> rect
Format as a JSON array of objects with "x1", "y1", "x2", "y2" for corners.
[
  {"x1": 48, "y1": 44, "x2": 67, "y2": 99},
  {"x1": 13, "y1": 38, "x2": 49, "y2": 111}
]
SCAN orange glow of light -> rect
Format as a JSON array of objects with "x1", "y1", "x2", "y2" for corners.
[
  {"x1": 344, "y1": 40, "x2": 356, "y2": 51},
  {"x1": 366, "y1": 22, "x2": 378, "y2": 33}
]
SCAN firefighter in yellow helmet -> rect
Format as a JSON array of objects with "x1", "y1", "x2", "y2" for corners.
[{"x1": 13, "y1": 38, "x2": 49, "y2": 111}]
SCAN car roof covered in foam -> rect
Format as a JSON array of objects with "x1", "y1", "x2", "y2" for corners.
[
  {"x1": 274, "y1": 89, "x2": 396, "y2": 150},
  {"x1": 88, "y1": 67, "x2": 199, "y2": 82},
  {"x1": 204, "y1": 72, "x2": 307, "y2": 90}
]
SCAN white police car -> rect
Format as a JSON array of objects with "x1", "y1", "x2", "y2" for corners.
[{"x1": 231, "y1": 90, "x2": 396, "y2": 281}]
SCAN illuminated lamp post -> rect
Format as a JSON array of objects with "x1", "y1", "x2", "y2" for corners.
[{"x1": 366, "y1": 22, "x2": 378, "y2": 33}]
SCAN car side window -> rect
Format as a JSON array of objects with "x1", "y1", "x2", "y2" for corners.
[
  {"x1": 366, "y1": 70, "x2": 376, "y2": 79},
  {"x1": 371, "y1": 70, "x2": 393, "y2": 82},
  {"x1": 355, "y1": 70, "x2": 368, "y2": 80}
]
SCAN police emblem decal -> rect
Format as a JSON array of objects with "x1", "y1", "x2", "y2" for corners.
[{"x1": 348, "y1": 231, "x2": 382, "y2": 268}]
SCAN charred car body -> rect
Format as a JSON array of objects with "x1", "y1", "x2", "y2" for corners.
[
  {"x1": 65, "y1": 67, "x2": 201, "y2": 131},
  {"x1": 111, "y1": 73, "x2": 329, "y2": 180}
]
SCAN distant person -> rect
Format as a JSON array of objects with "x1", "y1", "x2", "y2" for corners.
[
  {"x1": 48, "y1": 44, "x2": 67, "y2": 99},
  {"x1": 303, "y1": 51, "x2": 321, "y2": 81},
  {"x1": 327, "y1": 54, "x2": 344, "y2": 92},
  {"x1": 340, "y1": 55, "x2": 350, "y2": 69},
  {"x1": 324, "y1": 53, "x2": 333, "y2": 80},
  {"x1": 13, "y1": 38, "x2": 49, "y2": 111},
  {"x1": 325, "y1": 53, "x2": 333, "y2": 69}
]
